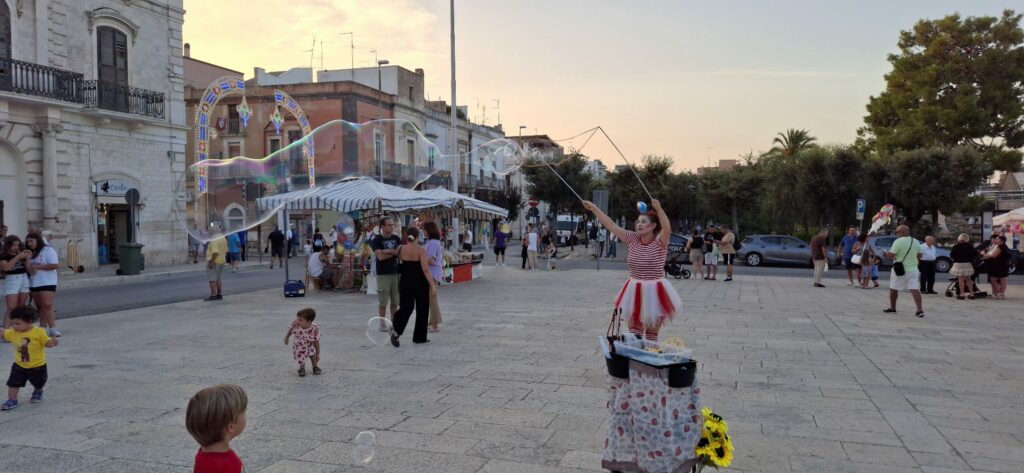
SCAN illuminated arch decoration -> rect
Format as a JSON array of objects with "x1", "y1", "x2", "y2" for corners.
[
  {"x1": 273, "y1": 89, "x2": 316, "y2": 188},
  {"x1": 194, "y1": 76, "x2": 246, "y2": 194}
]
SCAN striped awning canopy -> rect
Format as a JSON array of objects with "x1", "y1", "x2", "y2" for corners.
[{"x1": 256, "y1": 176, "x2": 508, "y2": 219}]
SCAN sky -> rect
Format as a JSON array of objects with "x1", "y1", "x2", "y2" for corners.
[{"x1": 182, "y1": 0, "x2": 1021, "y2": 171}]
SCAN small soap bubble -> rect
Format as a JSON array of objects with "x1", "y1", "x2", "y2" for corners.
[
  {"x1": 365, "y1": 317, "x2": 393, "y2": 346},
  {"x1": 352, "y1": 430, "x2": 376, "y2": 464},
  {"x1": 637, "y1": 201, "x2": 648, "y2": 213}
]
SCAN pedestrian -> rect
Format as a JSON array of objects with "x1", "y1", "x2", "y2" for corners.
[
  {"x1": 950, "y1": 233, "x2": 976, "y2": 300},
  {"x1": 686, "y1": 229, "x2": 704, "y2": 280},
  {"x1": 287, "y1": 225, "x2": 299, "y2": 258},
  {"x1": 852, "y1": 233, "x2": 875, "y2": 289},
  {"x1": 24, "y1": 233, "x2": 60, "y2": 337},
  {"x1": 204, "y1": 225, "x2": 227, "y2": 301},
  {"x1": 718, "y1": 224, "x2": 736, "y2": 282},
  {"x1": 283, "y1": 308, "x2": 321, "y2": 376},
  {"x1": 919, "y1": 235, "x2": 938, "y2": 294},
  {"x1": 390, "y1": 227, "x2": 437, "y2": 347},
  {"x1": 582, "y1": 198, "x2": 681, "y2": 341},
  {"x1": 983, "y1": 234, "x2": 1012, "y2": 300},
  {"x1": 423, "y1": 222, "x2": 444, "y2": 332},
  {"x1": 810, "y1": 228, "x2": 829, "y2": 288},
  {"x1": 587, "y1": 224, "x2": 596, "y2": 249},
  {"x1": 308, "y1": 246, "x2": 340, "y2": 290},
  {"x1": 882, "y1": 225, "x2": 924, "y2": 317},
  {"x1": 839, "y1": 226, "x2": 860, "y2": 286},
  {"x1": 238, "y1": 229, "x2": 248, "y2": 262},
  {"x1": 186, "y1": 384, "x2": 248, "y2": 473},
  {"x1": 2, "y1": 305, "x2": 58, "y2": 410},
  {"x1": 267, "y1": 225, "x2": 286, "y2": 269},
  {"x1": 226, "y1": 231, "x2": 241, "y2": 273},
  {"x1": 492, "y1": 223, "x2": 507, "y2": 266},
  {"x1": 189, "y1": 226, "x2": 200, "y2": 264},
  {"x1": 371, "y1": 217, "x2": 401, "y2": 331},
  {"x1": 521, "y1": 227, "x2": 529, "y2": 269},
  {"x1": 596, "y1": 226, "x2": 607, "y2": 259},
  {"x1": 1, "y1": 235, "x2": 31, "y2": 334},
  {"x1": 702, "y1": 225, "x2": 718, "y2": 280},
  {"x1": 606, "y1": 233, "x2": 618, "y2": 258},
  {"x1": 464, "y1": 227, "x2": 473, "y2": 251},
  {"x1": 526, "y1": 223, "x2": 539, "y2": 270}
]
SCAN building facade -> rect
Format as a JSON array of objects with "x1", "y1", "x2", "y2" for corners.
[{"x1": 0, "y1": 0, "x2": 186, "y2": 268}]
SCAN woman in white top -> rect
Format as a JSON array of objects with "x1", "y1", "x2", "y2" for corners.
[
  {"x1": 526, "y1": 224, "x2": 539, "y2": 270},
  {"x1": 25, "y1": 233, "x2": 61, "y2": 337}
]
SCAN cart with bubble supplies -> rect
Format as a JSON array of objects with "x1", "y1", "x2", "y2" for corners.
[{"x1": 600, "y1": 308, "x2": 702, "y2": 473}]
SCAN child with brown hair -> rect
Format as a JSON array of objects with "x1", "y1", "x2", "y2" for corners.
[
  {"x1": 284, "y1": 308, "x2": 321, "y2": 376},
  {"x1": 186, "y1": 384, "x2": 248, "y2": 473}
]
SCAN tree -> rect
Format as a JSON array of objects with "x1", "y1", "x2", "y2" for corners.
[
  {"x1": 521, "y1": 152, "x2": 593, "y2": 232},
  {"x1": 486, "y1": 185, "x2": 523, "y2": 223},
  {"x1": 772, "y1": 129, "x2": 817, "y2": 157},
  {"x1": 699, "y1": 161, "x2": 763, "y2": 236},
  {"x1": 859, "y1": 10, "x2": 1024, "y2": 171},
  {"x1": 883, "y1": 147, "x2": 991, "y2": 233}
]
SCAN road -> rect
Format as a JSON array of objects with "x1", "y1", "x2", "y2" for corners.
[{"x1": 12, "y1": 256, "x2": 1014, "y2": 320}]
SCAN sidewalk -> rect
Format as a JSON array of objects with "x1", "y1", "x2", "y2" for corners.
[
  {"x1": 58, "y1": 260, "x2": 266, "y2": 290},
  {"x1": 2, "y1": 267, "x2": 1022, "y2": 472}
]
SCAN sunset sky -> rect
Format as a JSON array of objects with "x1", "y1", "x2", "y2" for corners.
[{"x1": 182, "y1": 1, "x2": 1017, "y2": 171}]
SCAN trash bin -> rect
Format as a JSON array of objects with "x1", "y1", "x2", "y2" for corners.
[{"x1": 117, "y1": 243, "x2": 145, "y2": 275}]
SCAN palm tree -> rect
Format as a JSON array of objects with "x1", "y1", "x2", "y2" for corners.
[{"x1": 772, "y1": 129, "x2": 817, "y2": 157}]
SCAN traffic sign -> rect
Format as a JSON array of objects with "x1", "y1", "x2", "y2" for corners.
[
  {"x1": 856, "y1": 198, "x2": 866, "y2": 220},
  {"x1": 528, "y1": 197, "x2": 539, "y2": 207}
]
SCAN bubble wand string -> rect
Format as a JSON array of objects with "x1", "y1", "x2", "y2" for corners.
[
  {"x1": 597, "y1": 126, "x2": 653, "y2": 202},
  {"x1": 540, "y1": 158, "x2": 585, "y2": 203}
]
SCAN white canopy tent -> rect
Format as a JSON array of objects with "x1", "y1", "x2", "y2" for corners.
[
  {"x1": 256, "y1": 176, "x2": 508, "y2": 219},
  {"x1": 993, "y1": 207, "x2": 1024, "y2": 227}
]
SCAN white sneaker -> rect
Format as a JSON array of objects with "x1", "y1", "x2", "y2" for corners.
[{"x1": 48, "y1": 328, "x2": 62, "y2": 337}]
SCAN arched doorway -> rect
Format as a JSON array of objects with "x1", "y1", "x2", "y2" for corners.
[{"x1": 0, "y1": 141, "x2": 26, "y2": 237}]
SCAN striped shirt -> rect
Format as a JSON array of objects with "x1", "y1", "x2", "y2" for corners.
[{"x1": 625, "y1": 231, "x2": 667, "y2": 280}]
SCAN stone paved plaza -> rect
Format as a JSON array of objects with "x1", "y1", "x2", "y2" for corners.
[{"x1": 1, "y1": 266, "x2": 1022, "y2": 473}]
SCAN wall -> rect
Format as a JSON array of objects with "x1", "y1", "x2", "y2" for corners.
[{"x1": 184, "y1": 57, "x2": 243, "y2": 89}]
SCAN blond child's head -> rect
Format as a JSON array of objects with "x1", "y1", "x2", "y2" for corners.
[{"x1": 186, "y1": 384, "x2": 248, "y2": 448}]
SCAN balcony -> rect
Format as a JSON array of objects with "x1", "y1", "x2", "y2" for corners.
[
  {"x1": 0, "y1": 57, "x2": 84, "y2": 103},
  {"x1": 83, "y1": 80, "x2": 165, "y2": 119}
]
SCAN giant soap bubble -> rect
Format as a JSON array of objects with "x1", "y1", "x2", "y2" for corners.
[{"x1": 174, "y1": 119, "x2": 530, "y2": 243}]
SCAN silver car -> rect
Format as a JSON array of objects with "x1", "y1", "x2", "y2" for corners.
[
  {"x1": 867, "y1": 236, "x2": 952, "y2": 273},
  {"x1": 737, "y1": 235, "x2": 842, "y2": 267}
]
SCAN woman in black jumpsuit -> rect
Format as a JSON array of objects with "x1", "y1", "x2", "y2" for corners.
[{"x1": 391, "y1": 227, "x2": 437, "y2": 347}]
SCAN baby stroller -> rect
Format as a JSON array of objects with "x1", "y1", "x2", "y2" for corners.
[
  {"x1": 664, "y1": 249, "x2": 691, "y2": 280},
  {"x1": 945, "y1": 260, "x2": 987, "y2": 299}
]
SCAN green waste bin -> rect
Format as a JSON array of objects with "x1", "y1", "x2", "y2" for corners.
[{"x1": 117, "y1": 243, "x2": 145, "y2": 275}]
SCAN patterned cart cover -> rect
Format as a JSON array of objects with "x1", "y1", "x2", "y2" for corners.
[{"x1": 602, "y1": 361, "x2": 702, "y2": 473}]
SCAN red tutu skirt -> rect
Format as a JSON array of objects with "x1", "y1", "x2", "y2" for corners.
[{"x1": 614, "y1": 277, "x2": 683, "y2": 328}]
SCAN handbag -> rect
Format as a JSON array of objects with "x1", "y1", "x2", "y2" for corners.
[
  {"x1": 851, "y1": 244, "x2": 867, "y2": 265},
  {"x1": 893, "y1": 238, "x2": 915, "y2": 276},
  {"x1": 605, "y1": 308, "x2": 629, "y2": 379}
]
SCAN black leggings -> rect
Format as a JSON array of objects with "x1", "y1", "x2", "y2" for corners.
[
  {"x1": 521, "y1": 246, "x2": 528, "y2": 269},
  {"x1": 393, "y1": 274, "x2": 430, "y2": 343}
]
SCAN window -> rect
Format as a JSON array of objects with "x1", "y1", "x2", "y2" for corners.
[
  {"x1": 227, "y1": 142, "x2": 241, "y2": 158},
  {"x1": 96, "y1": 26, "x2": 128, "y2": 110},
  {"x1": 288, "y1": 130, "x2": 303, "y2": 175},
  {"x1": 428, "y1": 148, "x2": 436, "y2": 169},
  {"x1": 408, "y1": 86, "x2": 414, "y2": 101},
  {"x1": 407, "y1": 139, "x2": 415, "y2": 167},
  {"x1": 226, "y1": 207, "x2": 244, "y2": 230},
  {"x1": 269, "y1": 138, "x2": 281, "y2": 154},
  {"x1": 0, "y1": 1, "x2": 11, "y2": 62},
  {"x1": 228, "y1": 105, "x2": 240, "y2": 134},
  {"x1": 374, "y1": 132, "x2": 385, "y2": 177}
]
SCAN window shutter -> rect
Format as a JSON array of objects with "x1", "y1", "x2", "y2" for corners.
[
  {"x1": 0, "y1": 2, "x2": 11, "y2": 60},
  {"x1": 114, "y1": 30, "x2": 128, "y2": 86}
]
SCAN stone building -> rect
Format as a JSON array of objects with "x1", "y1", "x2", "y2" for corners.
[{"x1": 0, "y1": 0, "x2": 186, "y2": 268}]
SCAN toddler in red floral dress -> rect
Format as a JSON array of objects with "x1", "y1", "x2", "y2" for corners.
[{"x1": 284, "y1": 308, "x2": 321, "y2": 377}]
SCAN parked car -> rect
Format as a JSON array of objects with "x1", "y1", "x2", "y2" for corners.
[
  {"x1": 867, "y1": 236, "x2": 952, "y2": 273},
  {"x1": 667, "y1": 233, "x2": 691, "y2": 264},
  {"x1": 737, "y1": 235, "x2": 842, "y2": 267}
]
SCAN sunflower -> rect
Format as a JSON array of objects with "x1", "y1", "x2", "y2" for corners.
[
  {"x1": 702, "y1": 407, "x2": 728, "y2": 433},
  {"x1": 707, "y1": 440, "x2": 734, "y2": 468}
]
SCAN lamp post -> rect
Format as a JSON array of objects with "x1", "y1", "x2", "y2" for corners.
[
  {"x1": 449, "y1": 0, "x2": 460, "y2": 248},
  {"x1": 518, "y1": 125, "x2": 527, "y2": 238},
  {"x1": 377, "y1": 59, "x2": 389, "y2": 183},
  {"x1": 882, "y1": 176, "x2": 892, "y2": 205}
]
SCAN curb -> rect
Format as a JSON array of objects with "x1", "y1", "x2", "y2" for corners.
[{"x1": 59, "y1": 262, "x2": 267, "y2": 290}]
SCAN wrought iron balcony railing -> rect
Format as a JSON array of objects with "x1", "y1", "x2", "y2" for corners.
[
  {"x1": 83, "y1": 80, "x2": 165, "y2": 119},
  {"x1": 0, "y1": 57, "x2": 84, "y2": 102}
]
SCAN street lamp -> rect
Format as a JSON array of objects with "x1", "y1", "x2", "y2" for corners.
[
  {"x1": 882, "y1": 176, "x2": 892, "y2": 205},
  {"x1": 377, "y1": 59, "x2": 389, "y2": 183},
  {"x1": 518, "y1": 125, "x2": 527, "y2": 237},
  {"x1": 687, "y1": 183, "x2": 697, "y2": 232}
]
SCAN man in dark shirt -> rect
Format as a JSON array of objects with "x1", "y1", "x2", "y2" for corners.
[
  {"x1": 371, "y1": 217, "x2": 402, "y2": 330},
  {"x1": 267, "y1": 226, "x2": 286, "y2": 269},
  {"x1": 702, "y1": 225, "x2": 718, "y2": 280}
]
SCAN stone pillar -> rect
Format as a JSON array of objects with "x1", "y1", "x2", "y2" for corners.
[{"x1": 33, "y1": 121, "x2": 63, "y2": 225}]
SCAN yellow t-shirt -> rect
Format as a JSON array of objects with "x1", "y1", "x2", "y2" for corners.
[
  {"x1": 4, "y1": 327, "x2": 50, "y2": 369},
  {"x1": 207, "y1": 238, "x2": 228, "y2": 265}
]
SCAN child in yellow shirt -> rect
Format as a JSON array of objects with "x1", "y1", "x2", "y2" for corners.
[{"x1": 3, "y1": 306, "x2": 58, "y2": 410}]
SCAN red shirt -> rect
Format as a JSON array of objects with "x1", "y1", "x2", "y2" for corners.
[{"x1": 194, "y1": 449, "x2": 244, "y2": 473}]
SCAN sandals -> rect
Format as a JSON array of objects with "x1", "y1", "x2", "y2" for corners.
[
  {"x1": 390, "y1": 335, "x2": 400, "y2": 347},
  {"x1": 915, "y1": 311, "x2": 925, "y2": 318},
  {"x1": 298, "y1": 367, "x2": 307, "y2": 377},
  {"x1": 312, "y1": 366, "x2": 322, "y2": 376},
  {"x1": 882, "y1": 308, "x2": 897, "y2": 314}
]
